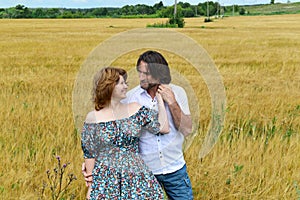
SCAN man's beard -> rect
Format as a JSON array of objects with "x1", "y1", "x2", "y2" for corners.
[{"x1": 141, "y1": 81, "x2": 159, "y2": 90}]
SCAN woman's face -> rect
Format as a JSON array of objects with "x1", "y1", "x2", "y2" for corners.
[{"x1": 112, "y1": 75, "x2": 128, "y2": 100}]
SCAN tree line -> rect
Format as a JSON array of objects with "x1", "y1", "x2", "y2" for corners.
[{"x1": 0, "y1": 1, "x2": 244, "y2": 19}]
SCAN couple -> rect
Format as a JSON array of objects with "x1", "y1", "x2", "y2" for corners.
[{"x1": 81, "y1": 50, "x2": 193, "y2": 199}]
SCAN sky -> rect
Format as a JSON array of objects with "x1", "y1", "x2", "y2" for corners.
[{"x1": 0, "y1": 0, "x2": 298, "y2": 8}]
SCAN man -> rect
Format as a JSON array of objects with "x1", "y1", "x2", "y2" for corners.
[
  {"x1": 126, "y1": 50, "x2": 193, "y2": 199},
  {"x1": 83, "y1": 50, "x2": 193, "y2": 199}
]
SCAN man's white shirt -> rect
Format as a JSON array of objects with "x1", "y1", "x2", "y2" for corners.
[{"x1": 123, "y1": 84, "x2": 191, "y2": 175}]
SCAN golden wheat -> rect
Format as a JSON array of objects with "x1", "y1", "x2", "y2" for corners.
[{"x1": 0, "y1": 16, "x2": 299, "y2": 199}]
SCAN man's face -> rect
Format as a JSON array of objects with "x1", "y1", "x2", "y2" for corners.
[{"x1": 137, "y1": 61, "x2": 160, "y2": 90}]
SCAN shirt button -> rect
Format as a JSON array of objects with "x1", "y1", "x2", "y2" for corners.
[{"x1": 157, "y1": 139, "x2": 160, "y2": 142}]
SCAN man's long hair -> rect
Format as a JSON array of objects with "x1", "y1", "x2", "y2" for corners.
[{"x1": 136, "y1": 50, "x2": 171, "y2": 84}]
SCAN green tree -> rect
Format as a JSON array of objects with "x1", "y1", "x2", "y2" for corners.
[
  {"x1": 0, "y1": 8, "x2": 5, "y2": 18},
  {"x1": 196, "y1": 4, "x2": 206, "y2": 16},
  {"x1": 45, "y1": 8, "x2": 60, "y2": 18},
  {"x1": 135, "y1": 4, "x2": 154, "y2": 15},
  {"x1": 182, "y1": 7, "x2": 195, "y2": 17},
  {"x1": 92, "y1": 8, "x2": 108, "y2": 17},
  {"x1": 58, "y1": 11, "x2": 74, "y2": 18},
  {"x1": 178, "y1": 2, "x2": 191, "y2": 9},
  {"x1": 10, "y1": 4, "x2": 32, "y2": 18},
  {"x1": 153, "y1": 1, "x2": 164, "y2": 10},
  {"x1": 158, "y1": 5, "x2": 183, "y2": 18},
  {"x1": 73, "y1": 10, "x2": 84, "y2": 18},
  {"x1": 33, "y1": 8, "x2": 45, "y2": 18},
  {"x1": 239, "y1": 7, "x2": 246, "y2": 15},
  {"x1": 120, "y1": 5, "x2": 135, "y2": 15}
]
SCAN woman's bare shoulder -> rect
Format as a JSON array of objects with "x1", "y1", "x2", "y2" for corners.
[
  {"x1": 127, "y1": 102, "x2": 142, "y2": 114},
  {"x1": 84, "y1": 111, "x2": 97, "y2": 123}
]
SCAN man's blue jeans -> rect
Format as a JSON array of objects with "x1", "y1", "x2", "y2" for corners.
[{"x1": 155, "y1": 164, "x2": 193, "y2": 200}]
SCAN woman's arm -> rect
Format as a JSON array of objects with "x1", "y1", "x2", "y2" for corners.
[{"x1": 156, "y1": 93, "x2": 170, "y2": 134}]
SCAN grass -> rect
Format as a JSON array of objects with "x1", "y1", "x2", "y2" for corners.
[
  {"x1": 0, "y1": 15, "x2": 299, "y2": 199},
  {"x1": 146, "y1": 21, "x2": 177, "y2": 28},
  {"x1": 240, "y1": 2, "x2": 300, "y2": 15}
]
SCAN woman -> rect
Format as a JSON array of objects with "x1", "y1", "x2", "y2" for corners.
[{"x1": 81, "y1": 67, "x2": 169, "y2": 199}]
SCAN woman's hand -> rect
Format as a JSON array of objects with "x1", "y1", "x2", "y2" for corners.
[
  {"x1": 155, "y1": 90, "x2": 170, "y2": 134},
  {"x1": 86, "y1": 186, "x2": 92, "y2": 200},
  {"x1": 155, "y1": 92, "x2": 164, "y2": 104}
]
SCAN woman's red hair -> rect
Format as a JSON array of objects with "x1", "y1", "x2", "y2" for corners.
[{"x1": 92, "y1": 67, "x2": 127, "y2": 111}]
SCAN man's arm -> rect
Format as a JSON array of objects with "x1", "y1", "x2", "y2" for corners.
[
  {"x1": 82, "y1": 162, "x2": 93, "y2": 187},
  {"x1": 168, "y1": 101, "x2": 192, "y2": 136},
  {"x1": 158, "y1": 85, "x2": 192, "y2": 136},
  {"x1": 82, "y1": 159, "x2": 94, "y2": 199}
]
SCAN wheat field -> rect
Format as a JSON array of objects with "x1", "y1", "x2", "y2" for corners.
[{"x1": 0, "y1": 15, "x2": 299, "y2": 199}]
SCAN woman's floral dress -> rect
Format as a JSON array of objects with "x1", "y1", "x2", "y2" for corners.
[{"x1": 81, "y1": 106, "x2": 164, "y2": 200}]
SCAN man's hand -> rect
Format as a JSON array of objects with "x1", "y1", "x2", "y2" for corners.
[
  {"x1": 86, "y1": 186, "x2": 92, "y2": 200},
  {"x1": 158, "y1": 84, "x2": 192, "y2": 136},
  {"x1": 157, "y1": 84, "x2": 176, "y2": 105},
  {"x1": 82, "y1": 162, "x2": 93, "y2": 187}
]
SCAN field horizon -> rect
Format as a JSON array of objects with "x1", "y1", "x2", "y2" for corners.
[{"x1": 0, "y1": 15, "x2": 299, "y2": 199}]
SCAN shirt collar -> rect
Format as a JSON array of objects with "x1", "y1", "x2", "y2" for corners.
[
  {"x1": 137, "y1": 86, "x2": 156, "y2": 100},
  {"x1": 137, "y1": 86, "x2": 147, "y2": 95}
]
